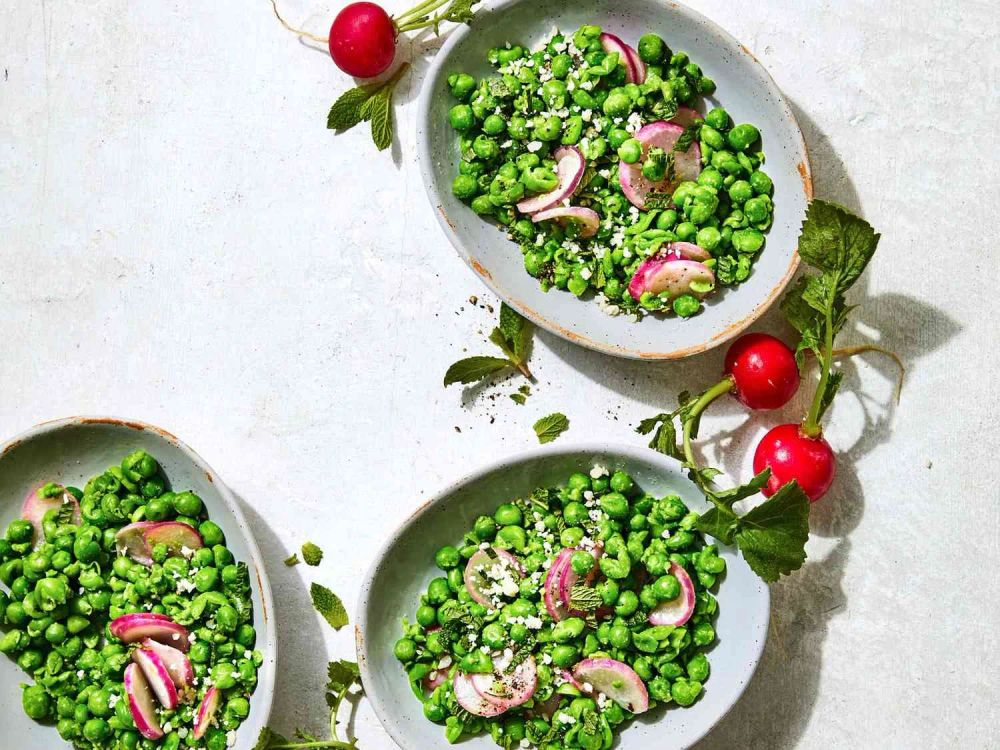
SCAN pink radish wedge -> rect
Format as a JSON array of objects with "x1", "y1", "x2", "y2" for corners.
[
  {"x1": 542, "y1": 549, "x2": 574, "y2": 621},
  {"x1": 672, "y1": 106, "x2": 703, "y2": 128},
  {"x1": 463, "y1": 548, "x2": 524, "y2": 610},
  {"x1": 110, "y1": 614, "x2": 191, "y2": 652},
  {"x1": 116, "y1": 521, "x2": 203, "y2": 565},
  {"x1": 124, "y1": 662, "x2": 164, "y2": 740},
  {"x1": 141, "y1": 638, "x2": 194, "y2": 688},
  {"x1": 115, "y1": 522, "x2": 157, "y2": 565},
  {"x1": 21, "y1": 485, "x2": 81, "y2": 545},
  {"x1": 471, "y1": 652, "x2": 537, "y2": 708},
  {"x1": 558, "y1": 544, "x2": 602, "y2": 616},
  {"x1": 599, "y1": 33, "x2": 643, "y2": 83},
  {"x1": 133, "y1": 648, "x2": 178, "y2": 710},
  {"x1": 572, "y1": 658, "x2": 650, "y2": 714},
  {"x1": 531, "y1": 206, "x2": 601, "y2": 238},
  {"x1": 192, "y1": 686, "x2": 221, "y2": 740},
  {"x1": 628, "y1": 257, "x2": 715, "y2": 302},
  {"x1": 648, "y1": 562, "x2": 696, "y2": 626},
  {"x1": 665, "y1": 241, "x2": 712, "y2": 262},
  {"x1": 620, "y1": 121, "x2": 701, "y2": 209},
  {"x1": 454, "y1": 673, "x2": 509, "y2": 717},
  {"x1": 516, "y1": 146, "x2": 585, "y2": 215}
]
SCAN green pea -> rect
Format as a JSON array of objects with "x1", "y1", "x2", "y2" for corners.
[
  {"x1": 749, "y1": 170, "x2": 773, "y2": 195},
  {"x1": 599, "y1": 492, "x2": 629, "y2": 520},
  {"x1": 550, "y1": 53, "x2": 572, "y2": 79},
  {"x1": 466, "y1": 516, "x2": 496, "y2": 545},
  {"x1": 215, "y1": 605, "x2": 238, "y2": 633},
  {"x1": 170, "y1": 491, "x2": 203, "y2": 517},
  {"x1": 732, "y1": 228, "x2": 765, "y2": 254},
  {"x1": 6, "y1": 519, "x2": 34, "y2": 544},
  {"x1": 427, "y1": 577, "x2": 451, "y2": 605},
  {"x1": 541, "y1": 79, "x2": 567, "y2": 108},
  {"x1": 211, "y1": 662, "x2": 238, "y2": 690},
  {"x1": 696, "y1": 226, "x2": 721, "y2": 251},
  {"x1": 563, "y1": 502, "x2": 588, "y2": 527},
  {"x1": 614, "y1": 590, "x2": 639, "y2": 617},
  {"x1": 572, "y1": 89, "x2": 597, "y2": 109},
  {"x1": 727, "y1": 123, "x2": 759, "y2": 151},
  {"x1": 564, "y1": 551, "x2": 592, "y2": 577},
  {"x1": 534, "y1": 115, "x2": 563, "y2": 141},
  {"x1": 193, "y1": 567, "x2": 219, "y2": 592},
  {"x1": 434, "y1": 546, "x2": 461, "y2": 571},
  {"x1": 481, "y1": 622, "x2": 506, "y2": 649},
  {"x1": 393, "y1": 638, "x2": 417, "y2": 662},
  {"x1": 728, "y1": 179, "x2": 753, "y2": 205},
  {"x1": 509, "y1": 622, "x2": 529, "y2": 643},
  {"x1": 705, "y1": 107, "x2": 729, "y2": 131},
  {"x1": 671, "y1": 677, "x2": 703, "y2": 706},
  {"x1": 560, "y1": 527, "x2": 584, "y2": 547},
  {"x1": 493, "y1": 503, "x2": 522, "y2": 527},
  {"x1": 744, "y1": 196, "x2": 770, "y2": 224},
  {"x1": 673, "y1": 294, "x2": 701, "y2": 318},
  {"x1": 508, "y1": 115, "x2": 529, "y2": 140},
  {"x1": 561, "y1": 115, "x2": 584, "y2": 145},
  {"x1": 693, "y1": 621, "x2": 716, "y2": 646},
  {"x1": 609, "y1": 623, "x2": 631, "y2": 649},
  {"x1": 122, "y1": 450, "x2": 158, "y2": 482},
  {"x1": 602, "y1": 90, "x2": 631, "y2": 118},
  {"x1": 637, "y1": 34, "x2": 667, "y2": 63},
  {"x1": 496, "y1": 525, "x2": 526, "y2": 551},
  {"x1": 550, "y1": 644, "x2": 579, "y2": 668},
  {"x1": 652, "y1": 574, "x2": 681, "y2": 601},
  {"x1": 448, "y1": 73, "x2": 476, "y2": 100},
  {"x1": 144, "y1": 497, "x2": 170, "y2": 521},
  {"x1": 199, "y1": 521, "x2": 225, "y2": 547},
  {"x1": 687, "y1": 652, "x2": 710, "y2": 681},
  {"x1": 449, "y1": 104, "x2": 475, "y2": 132},
  {"x1": 482, "y1": 113, "x2": 506, "y2": 136},
  {"x1": 617, "y1": 138, "x2": 642, "y2": 164}
]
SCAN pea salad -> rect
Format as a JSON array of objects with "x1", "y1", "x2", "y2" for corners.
[
  {"x1": 395, "y1": 465, "x2": 725, "y2": 749},
  {"x1": 446, "y1": 24, "x2": 775, "y2": 320},
  {"x1": 0, "y1": 451, "x2": 262, "y2": 750}
]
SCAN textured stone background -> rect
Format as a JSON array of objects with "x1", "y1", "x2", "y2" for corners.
[{"x1": 1, "y1": 0, "x2": 997, "y2": 747}]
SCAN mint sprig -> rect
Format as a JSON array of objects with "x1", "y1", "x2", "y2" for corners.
[
  {"x1": 533, "y1": 413, "x2": 569, "y2": 444},
  {"x1": 327, "y1": 64, "x2": 410, "y2": 151},
  {"x1": 444, "y1": 303, "x2": 534, "y2": 386}
]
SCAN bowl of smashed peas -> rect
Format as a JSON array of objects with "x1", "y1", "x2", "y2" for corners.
[
  {"x1": 418, "y1": 0, "x2": 811, "y2": 359},
  {"x1": 357, "y1": 444, "x2": 769, "y2": 750},
  {"x1": 0, "y1": 417, "x2": 275, "y2": 750}
]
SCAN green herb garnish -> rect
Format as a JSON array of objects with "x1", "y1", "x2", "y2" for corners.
[
  {"x1": 302, "y1": 542, "x2": 324, "y2": 567},
  {"x1": 533, "y1": 413, "x2": 569, "y2": 444},
  {"x1": 444, "y1": 303, "x2": 534, "y2": 386},
  {"x1": 283, "y1": 553, "x2": 300, "y2": 567},
  {"x1": 311, "y1": 583, "x2": 349, "y2": 630},
  {"x1": 327, "y1": 64, "x2": 410, "y2": 151}
]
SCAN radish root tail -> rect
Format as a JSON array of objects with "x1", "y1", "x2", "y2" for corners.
[
  {"x1": 832, "y1": 344, "x2": 905, "y2": 404},
  {"x1": 270, "y1": 0, "x2": 329, "y2": 44}
]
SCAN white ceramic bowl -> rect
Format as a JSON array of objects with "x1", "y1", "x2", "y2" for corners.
[
  {"x1": 0, "y1": 417, "x2": 276, "y2": 750},
  {"x1": 357, "y1": 443, "x2": 769, "y2": 750},
  {"x1": 418, "y1": 0, "x2": 812, "y2": 359}
]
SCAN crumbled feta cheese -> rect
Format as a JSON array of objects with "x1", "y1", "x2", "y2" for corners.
[
  {"x1": 527, "y1": 141, "x2": 543, "y2": 153},
  {"x1": 590, "y1": 464, "x2": 609, "y2": 478}
]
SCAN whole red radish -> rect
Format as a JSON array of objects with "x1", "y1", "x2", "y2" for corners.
[
  {"x1": 753, "y1": 423, "x2": 835, "y2": 502},
  {"x1": 724, "y1": 333, "x2": 800, "y2": 410},
  {"x1": 328, "y1": 2, "x2": 397, "y2": 78}
]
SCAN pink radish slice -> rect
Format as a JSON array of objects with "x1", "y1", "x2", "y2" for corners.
[
  {"x1": 423, "y1": 670, "x2": 447, "y2": 692},
  {"x1": 133, "y1": 648, "x2": 178, "y2": 710},
  {"x1": 558, "y1": 669, "x2": 585, "y2": 691},
  {"x1": 628, "y1": 257, "x2": 716, "y2": 302},
  {"x1": 115, "y1": 522, "x2": 158, "y2": 565},
  {"x1": 599, "y1": 33, "x2": 642, "y2": 83},
  {"x1": 572, "y1": 658, "x2": 650, "y2": 714},
  {"x1": 21, "y1": 485, "x2": 81, "y2": 545},
  {"x1": 558, "y1": 544, "x2": 602, "y2": 615},
  {"x1": 471, "y1": 653, "x2": 537, "y2": 708},
  {"x1": 143, "y1": 521, "x2": 203, "y2": 556},
  {"x1": 454, "y1": 673, "x2": 509, "y2": 717},
  {"x1": 648, "y1": 562, "x2": 696, "y2": 626},
  {"x1": 110, "y1": 614, "x2": 191, "y2": 653},
  {"x1": 516, "y1": 146, "x2": 585, "y2": 215},
  {"x1": 141, "y1": 638, "x2": 194, "y2": 688},
  {"x1": 124, "y1": 663, "x2": 164, "y2": 741},
  {"x1": 531, "y1": 206, "x2": 601, "y2": 238},
  {"x1": 463, "y1": 548, "x2": 524, "y2": 610},
  {"x1": 667, "y1": 241, "x2": 712, "y2": 262},
  {"x1": 192, "y1": 686, "x2": 221, "y2": 740},
  {"x1": 619, "y1": 121, "x2": 701, "y2": 210},
  {"x1": 671, "y1": 106, "x2": 703, "y2": 128},
  {"x1": 542, "y1": 549, "x2": 575, "y2": 621}
]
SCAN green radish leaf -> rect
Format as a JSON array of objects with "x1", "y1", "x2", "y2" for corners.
[
  {"x1": 443, "y1": 356, "x2": 511, "y2": 386},
  {"x1": 711, "y1": 468, "x2": 771, "y2": 507},
  {"x1": 733, "y1": 482, "x2": 811, "y2": 582},
  {"x1": 695, "y1": 506, "x2": 739, "y2": 545},
  {"x1": 533, "y1": 413, "x2": 569, "y2": 444}
]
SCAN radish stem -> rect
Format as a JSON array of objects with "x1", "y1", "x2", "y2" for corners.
[
  {"x1": 802, "y1": 305, "x2": 834, "y2": 437},
  {"x1": 681, "y1": 377, "x2": 735, "y2": 470}
]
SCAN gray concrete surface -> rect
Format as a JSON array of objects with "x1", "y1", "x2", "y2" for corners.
[{"x1": 1, "y1": 0, "x2": 997, "y2": 747}]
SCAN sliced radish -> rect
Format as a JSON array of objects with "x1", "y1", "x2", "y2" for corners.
[
  {"x1": 463, "y1": 548, "x2": 524, "y2": 610},
  {"x1": 599, "y1": 33, "x2": 643, "y2": 84},
  {"x1": 572, "y1": 658, "x2": 650, "y2": 714},
  {"x1": 192, "y1": 686, "x2": 220, "y2": 740},
  {"x1": 124, "y1": 662, "x2": 164, "y2": 741},
  {"x1": 141, "y1": 638, "x2": 194, "y2": 688},
  {"x1": 558, "y1": 668, "x2": 585, "y2": 691},
  {"x1": 542, "y1": 549, "x2": 574, "y2": 621},
  {"x1": 531, "y1": 206, "x2": 601, "y2": 238},
  {"x1": 471, "y1": 652, "x2": 537, "y2": 708},
  {"x1": 619, "y1": 121, "x2": 701, "y2": 209},
  {"x1": 116, "y1": 521, "x2": 203, "y2": 566},
  {"x1": 454, "y1": 673, "x2": 509, "y2": 717},
  {"x1": 672, "y1": 106, "x2": 703, "y2": 128},
  {"x1": 21, "y1": 485, "x2": 81, "y2": 545},
  {"x1": 422, "y1": 670, "x2": 447, "y2": 692},
  {"x1": 666, "y1": 241, "x2": 712, "y2": 262},
  {"x1": 628, "y1": 257, "x2": 715, "y2": 302},
  {"x1": 110, "y1": 614, "x2": 191, "y2": 652},
  {"x1": 516, "y1": 146, "x2": 585, "y2": 215},
  {"x1": 648, "y1": 562, "x2": 696, "y2": 626},
  {"x1": 558, "y1": 545, "x2": 602, "y2": 616},
  {"x1": 133, "y1": 648, "x2": 178, "y2": 710}
]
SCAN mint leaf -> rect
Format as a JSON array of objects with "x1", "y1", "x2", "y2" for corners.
[
  {"x1": 368, "y1": 86, "x2": 394, "y2": 151},
  {"x1": 673, "y1": 121, "x2": 702, "y2": 154},
  {"x1": 444, "y1": 356, "x2": 511, "y2": 386},
  {"x1": 302, "y1": 542, "x2": 324, "y2": 567},
  {"x1": 733, "y1": 482, "x2": 811, "y2": 582},
  {"x1": 498, "y1": 303, "x2": 532, "y2": 361},
  {"x1": 533, "y1": 413, "x2": 569, "y2": 444},
  {"x1": 327, "y1": 85, "x2": 376, "y2": 131},
  {"x1": 283, "y1": 553, "x2": 300, "y2": 567},
  {"x1": 310, "y1": 583, "x2": 349, "y2": 630},
  {"x1": 568, "y1": 585, "x2": 601, "y2": 612}
]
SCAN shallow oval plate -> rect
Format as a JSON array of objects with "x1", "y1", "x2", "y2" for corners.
[
  {"x1": 357, "y1": 443, "x2": 769, "y2": 749},
  {"x1": 418, "y1": 0, "x2": 811, "y2": 359},
  {"x1": 0, "y1": 417, "x2": 276, "y2": 750}
]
